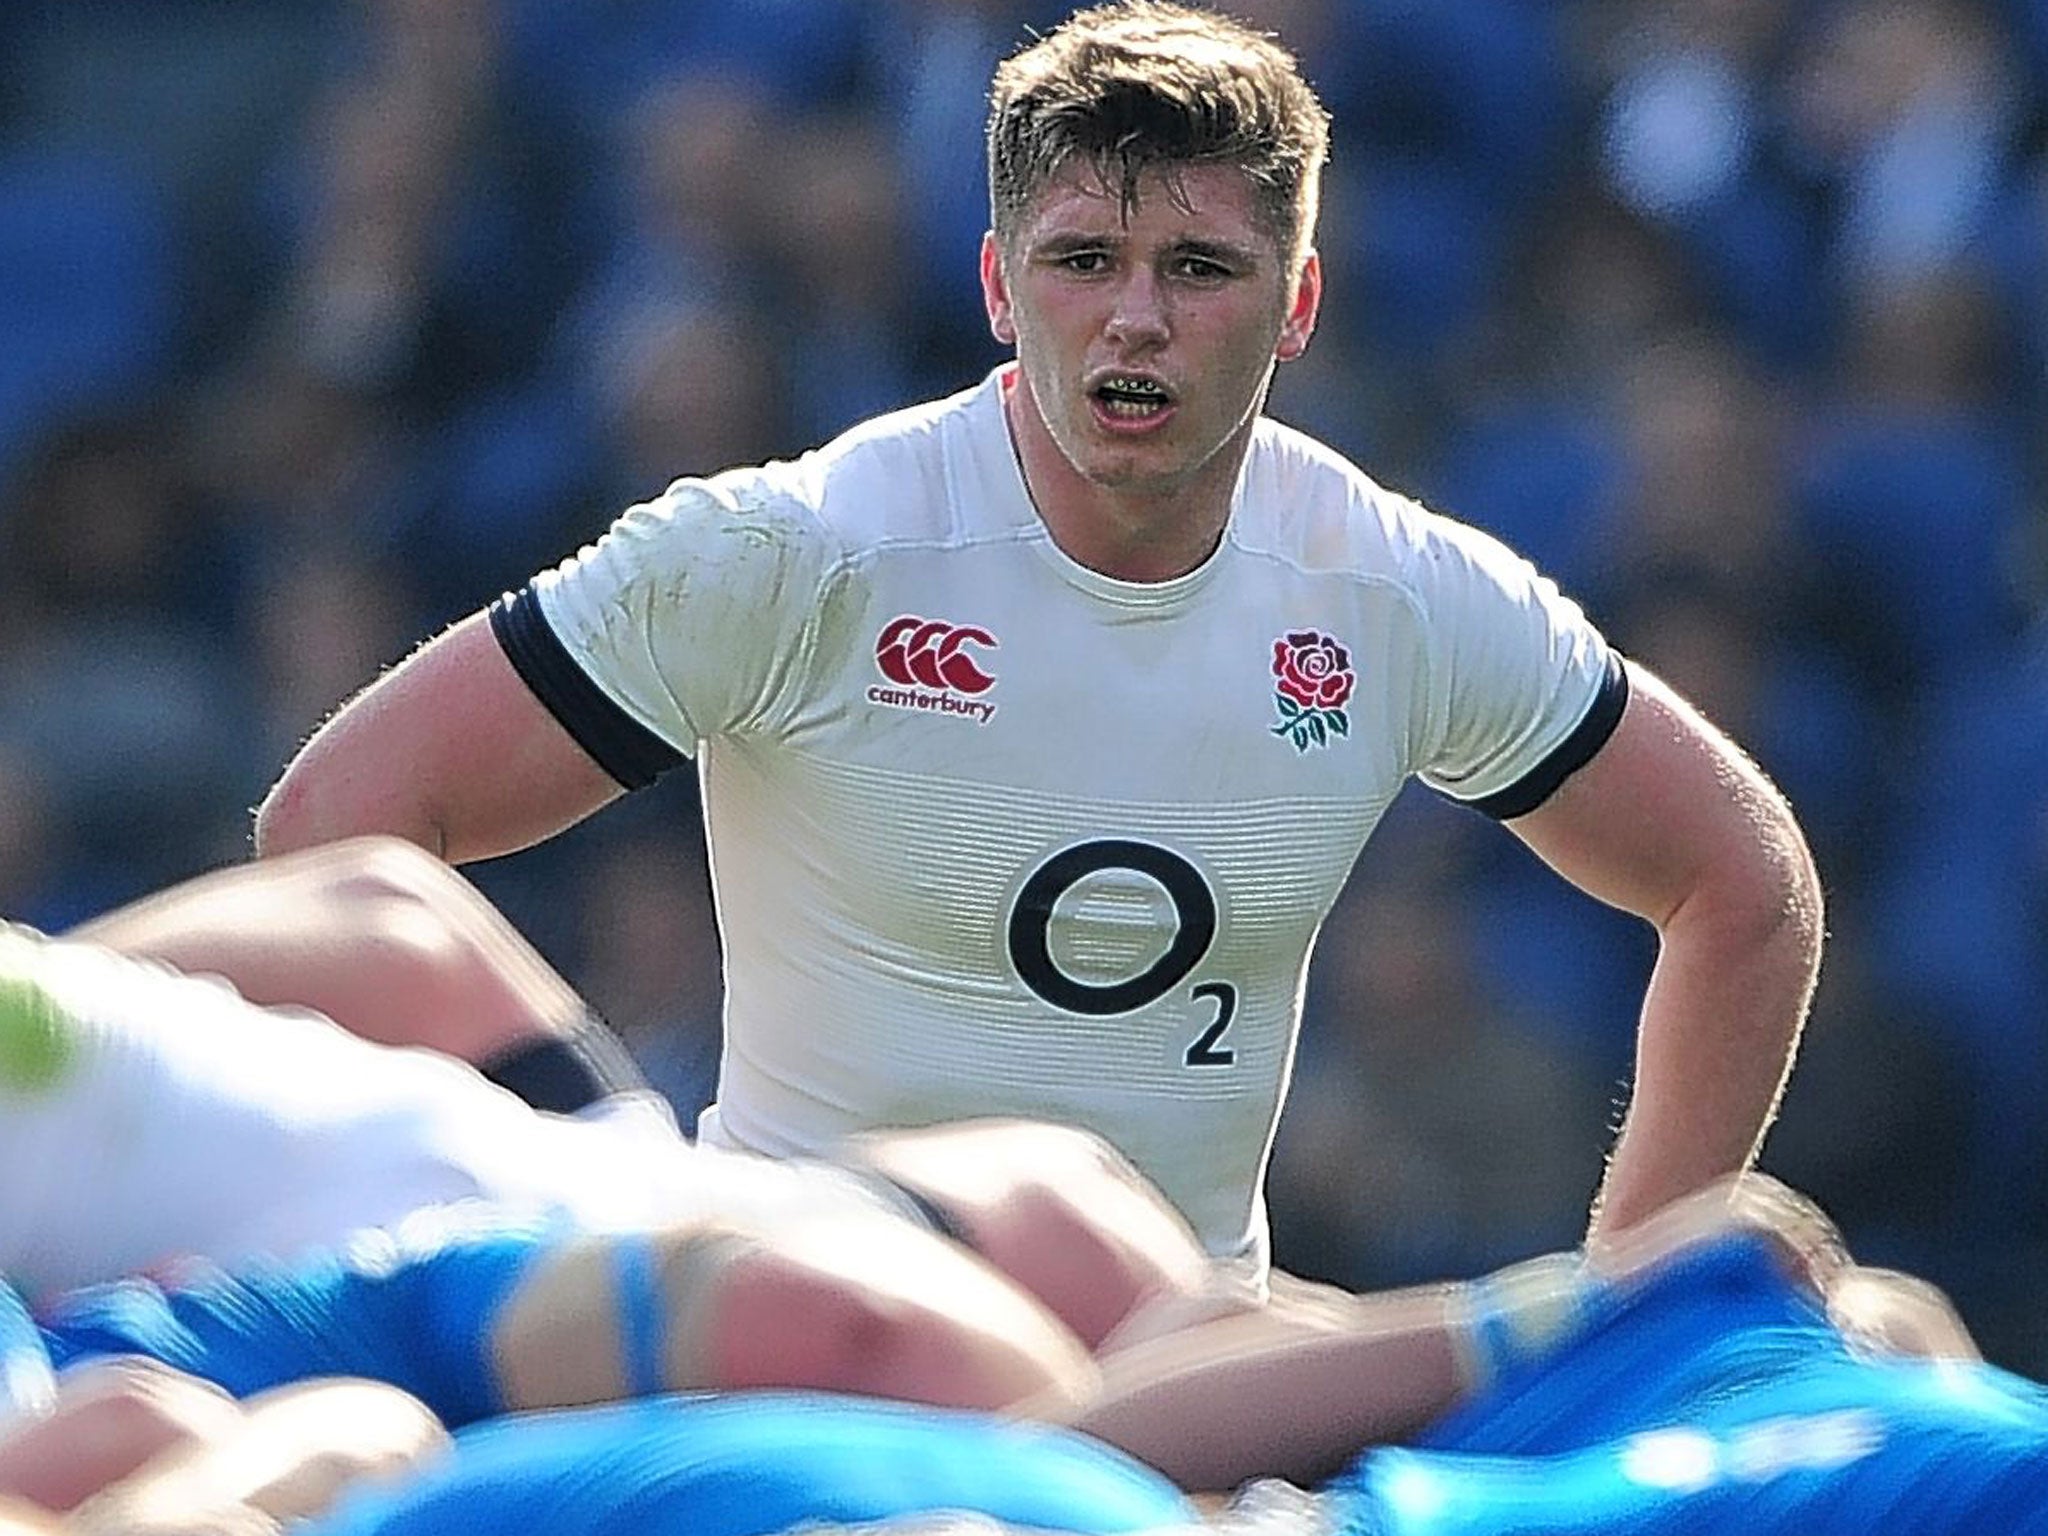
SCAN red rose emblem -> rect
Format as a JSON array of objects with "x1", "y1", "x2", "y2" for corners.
[
  {"x1": 1271, "y1": 630, "x2": 1354, "y2": 710},
  {"x1": 1269, "y1": 630, "x2": 1355, "y2": 753}
]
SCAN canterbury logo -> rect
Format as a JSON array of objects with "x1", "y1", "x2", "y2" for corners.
[{"x1": 874, "y1": 616, "x2": 998, "y2": 694}]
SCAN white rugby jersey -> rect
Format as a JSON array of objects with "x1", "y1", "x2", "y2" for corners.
[{"x1": 496, "y1": 367, "x2": 1625, "y2": 1265}]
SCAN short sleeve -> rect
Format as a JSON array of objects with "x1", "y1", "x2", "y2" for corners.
[
  {"x1": 1404, "y1": 505, "x2": 1625, "y2": 818},
  {"x1": 508, "y1": 472, "x2": 842, "y2": 784}
]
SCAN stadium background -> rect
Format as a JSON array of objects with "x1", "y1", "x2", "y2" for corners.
[{"x1": 0, "y1": 0, "x2": 2041, "y2": 1369}]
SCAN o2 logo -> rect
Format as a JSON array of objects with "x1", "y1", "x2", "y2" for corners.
[{"x1": 1006, "y1": 839, "x2": 1238, "y2": 1067}]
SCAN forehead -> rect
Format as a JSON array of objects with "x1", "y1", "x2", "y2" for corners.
[{"x1": 1015, "y1": 161, "x2": 1275, "y2": 250}]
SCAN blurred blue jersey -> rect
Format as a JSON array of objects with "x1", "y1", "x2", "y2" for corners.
[
  {"x1": 308, "y1": 1391, "x2": 1198, "y2": 1536},
  {"x1": 29, "y1": 1230, "x2": 2048, "y2": 1535},
  {"x1": 1323, "y1": 1235, "x2": 2048, "y2": 1534},
  {"x1": 294, "y1": 1237, "x2": 2048, "y2": 1536},
  {"x1": 35, "y1": 1208, "x2": 551, "y2": 1428}
]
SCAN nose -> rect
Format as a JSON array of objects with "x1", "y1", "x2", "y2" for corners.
[{"x1": 1103, "y1": 267, "x2": 1169, "y2": 350}]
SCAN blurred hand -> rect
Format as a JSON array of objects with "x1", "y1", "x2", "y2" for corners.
[
  {"x1": 1585, "y1": 1172, "x2": 1852, "y2": 1300},
  {"x1": 1827, "y1": 1266, "x2": 1981, "y2": 1361}
]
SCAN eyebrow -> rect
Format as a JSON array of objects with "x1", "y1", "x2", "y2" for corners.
[
  {"x1": 1029, "y1": 231, "x2": 1264, "y2": 267},
  {"x1": 1171, "y1": 237, "x2": 1261, "y2": 267},
  {"x1": 1030, "y1": 231, "x2": 1114, "y2": 256}
]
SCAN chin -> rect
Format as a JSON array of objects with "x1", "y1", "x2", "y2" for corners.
[{"x1": 1074, "y1": 449, "x2": 1171, "y2": 488}]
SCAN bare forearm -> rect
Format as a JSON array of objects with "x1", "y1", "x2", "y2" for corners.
[
  {"x1": 1071, "y1": 1287, "x2": 1463, "y2": 1491},
  {"x1": 1592, "y1": 878, "x2": 1823, "y2": 1236},
  {"x1": 1504, "y1": 662, "x2": 1826, "y2": 1239}
]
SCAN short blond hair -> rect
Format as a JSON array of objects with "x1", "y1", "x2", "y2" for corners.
[{"x1": 987, "y1": 1, "x2": 1331, "y2": 271}]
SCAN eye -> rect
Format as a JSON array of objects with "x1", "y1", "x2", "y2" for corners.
[
  {"x1": 1174, "y1": 255, "x2": 1233, "y2": 281},
  {"x1": 1058, "y1": 250, "x2": 1110, "y2": 274}
]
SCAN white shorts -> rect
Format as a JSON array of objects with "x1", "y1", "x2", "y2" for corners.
[{"x1": 0, "y1": 928, "x2": 902, "y2": 1295}]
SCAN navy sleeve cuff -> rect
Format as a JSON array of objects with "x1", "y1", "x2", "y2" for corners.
[
  {"x1": 1468, "y1": 650, "x2": 1630, "y2": 821},
  {"x1": 488, "y1": 589, "x2": 686, "y2": 791}
]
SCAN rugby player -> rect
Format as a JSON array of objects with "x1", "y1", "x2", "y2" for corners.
[{"x1": 254, "y1": 0, "x2": 1823, "y2": 1279}]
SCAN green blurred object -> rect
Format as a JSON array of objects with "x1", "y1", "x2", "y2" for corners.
[{"x1": 0, "y1": 966, "x2": 76, "y2": 1093}]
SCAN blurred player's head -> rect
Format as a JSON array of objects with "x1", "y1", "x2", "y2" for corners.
[{"x1": 986, "y1": 1, "x2": 1330, "y2": 276}]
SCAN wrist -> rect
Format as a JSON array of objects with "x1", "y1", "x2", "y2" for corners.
[{"x1": 1448, "y1": 1250, "x2": 1603, "y2": 1396}]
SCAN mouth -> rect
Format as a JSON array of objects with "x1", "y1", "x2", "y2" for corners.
[{"x1": 1088, "y1": 372, "x2": 1177, "y2": 430}]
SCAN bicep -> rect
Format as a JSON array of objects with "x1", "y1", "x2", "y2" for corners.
[
  {"x1": 257, "y1": 610, "x2": 625, "y2": 864},
  {"x1": 1505, "y1": 661, "x2": 1811, "y2": 927}
]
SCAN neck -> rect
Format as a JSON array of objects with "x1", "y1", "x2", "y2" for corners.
[{"x1": 1002, "y1": 374, "x2": 1248, "y2": 584}]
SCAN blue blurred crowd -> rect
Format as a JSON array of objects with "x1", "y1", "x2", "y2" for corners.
[{"x1": 0, "y1": 0, "x2": 2043, "y2": 1367}]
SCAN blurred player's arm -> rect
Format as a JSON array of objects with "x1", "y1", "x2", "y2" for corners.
[
  {"x1": 1066, "y1": 1241, "x2": 1657, "y2": 1494},
  {"x1": 67, "y1": 1377, "x2": 446, "y2": 1536},
  {"x1": 1581, "y1": 1172, "x2": 1849, "y2": 1296},
  {"x1": 1507, "y1": 660, "x2": 1824, "y2": 1238},
  {"x1": 1070, "y1": 1174, "x2": 1861, "y2": 1495},
  {"x1": 65, "y1": 836, "x2": 589, "y2": 1061},
  {"x1": 1576, "y1": 1173, "x2": 1980, "y2": 1360},
  {"x1": 0, "y1": 1503, "x2": 59, "y2": 1536},
  {"x1": 1827, "y1": 1267, "x2": 1981, "y2": 1361},
  {"x1": 254, "y1": 610, "x2": 621, "y2": 864},
  {"x1": 0, "y1": 1362, "x2": 442, "y2": 1535},
  {"x1": 1064, "y1": 1279, "x2": 1465, "y2": 1492},
  {"x1": 0, "y1": 1359, "x2": 242, "y2": 1515},
  {"x1": 488, "y1": 1214, "x2": 1100, "y2": 1420}
]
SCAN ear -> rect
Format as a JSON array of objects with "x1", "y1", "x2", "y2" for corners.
[
  {"x1": 981, "y1": 231, "x2": 1017, "y2": 347},
  {"x1": 1274, "y1": 248, "x2": 1322, "y2": 362}
]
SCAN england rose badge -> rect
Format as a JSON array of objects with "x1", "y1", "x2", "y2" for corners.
[{"x1": 1270, "y1": 630, "x2": 1353, "y2": 752}]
